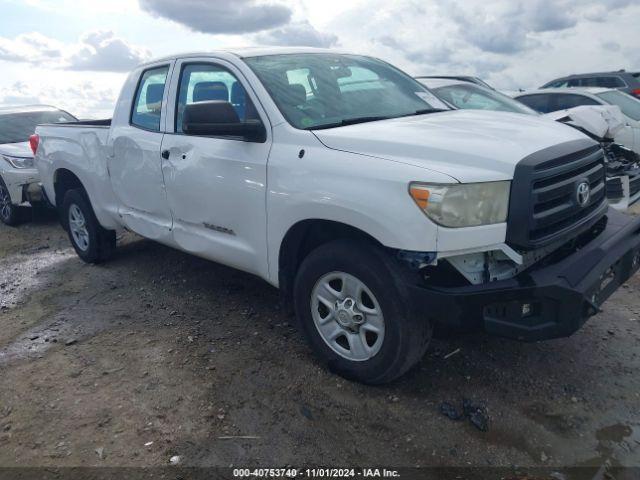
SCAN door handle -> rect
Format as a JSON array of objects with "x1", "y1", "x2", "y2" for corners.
[{"x1": 161, "y1": 150, "x2": 170, "y2": 160}]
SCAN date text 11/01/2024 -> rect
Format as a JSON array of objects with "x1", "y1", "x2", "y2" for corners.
[{"x1": 232, "y1": 468, "x2": 401, "y2": 478}]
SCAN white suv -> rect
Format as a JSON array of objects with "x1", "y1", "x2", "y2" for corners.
[{"x1": 0, "y1": 105, "x2": 76, "y2": 225}]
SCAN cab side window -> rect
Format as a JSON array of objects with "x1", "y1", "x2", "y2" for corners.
[
  {"x1": 131, "y1": 66, "x2": 170, "y2": 131},
  {"x1": 176, "y1": 63, "x2": 259, "y2": 134}
]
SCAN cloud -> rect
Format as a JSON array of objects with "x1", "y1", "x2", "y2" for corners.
[
  {"x1": 0, "y1": 32, "x2": 63, "y2": 63},
  {"x1": 67, "y1": 31, "x2": 151, "y2": 72},
  {"x1": 447, "y1": 1, "x2": 548, "y2": 55},
  {"x1": 602, "y1": 41, "x2": 621, "y2": 52},
  {"x1": 255, "y1": 21, "x2": 338, "y2": 48},
  {"x1": 0, "y1": 30, "x2": 150, "y2": 72},
  {"x1": 139, "y1": 0, "x2": 291, "y2": 34},
  {"x1": 526, "y1": 1, "x2": 577, "y2": 32},
  {"x1": 327, "y1": 0, "x2": 639, "y2": 93},
  {"x1": 442, "y1": 0, "x2": 637, "y2": 55},
  {"x1": 0, "y1": 80, "x2": 118, "y2": 118},
  {"x1": 376, "y1": 36, "x2": 454, "y2": 66}
]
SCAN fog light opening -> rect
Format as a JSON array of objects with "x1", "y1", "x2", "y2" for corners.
[{"x1": 522, "y1": 303, "x2": 532, "y2": 318}]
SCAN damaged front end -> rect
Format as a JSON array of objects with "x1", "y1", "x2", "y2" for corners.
[
  {"x1": 548, "y1": 105, "x2": 640, "y2": 211},
  {"x1": 1, "y1": 171, "x2": 43, "y2": 207},
  {"x1": 397, "y1": 210, "x2": 640, "y2": 341},
  {"x1": 603, "y1": 142, "x2": 640, "y2": 210}
]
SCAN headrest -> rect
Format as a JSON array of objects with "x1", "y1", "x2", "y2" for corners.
[
  {"x1": 146, "y1": 83, "x2": 165, "y2": 108},
  {"x1": 231, "y1": 82, "x2": 246, "y2": 104},
  {"x1": 284, "y1": 84, "x2": 307, "y2": 107},
  {"x1": 193, "y1": 81, "x2": 229, "y2": 102}
]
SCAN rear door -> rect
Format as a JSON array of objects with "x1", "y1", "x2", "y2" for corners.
[
  {"x1": 160, "y1": 57, "x2": 272, "y2": 278},
  {"x1": 107, "y1": 62, "x2": 175, "y2": 241}
]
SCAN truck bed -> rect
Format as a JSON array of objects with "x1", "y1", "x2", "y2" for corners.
[{"x1": 35, "y1": 121, "x2": 115, "y2": 227}]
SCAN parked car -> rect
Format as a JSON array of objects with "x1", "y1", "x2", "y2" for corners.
[
  {"x1": 34, "y1": 48, "x2": 640, "y2": 384},
  {"x1": 0, "y1": 105, "x2": 76, "y2": 225},
  {"x1": 513, "y1": 88, "x2": 640, "y2": 154},
  {"x1": 541, "y1": 70, "x2": 640, "y2": 99},
  {"x1": 415, "y1": 75, "x2": 495, "y2": 90},
  {"x1": 419, "y1": 78, "x2": 640, "y2": 210},
  {"x1": 416, "y1": 78, "x2": 536, "y2": 114}
]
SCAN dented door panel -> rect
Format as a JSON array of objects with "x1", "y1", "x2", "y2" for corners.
[
  {"x1": 160, "y1": 131, "x2": 270, "y2": 277},
  {"x1": 160, "y1": 57, "x2": 272, "y2": 278}
]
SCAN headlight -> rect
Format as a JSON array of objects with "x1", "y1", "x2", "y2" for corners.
[
  {"x1": 409, "y1": 181, "x2": 511, "y2": 228},
  {"x1": 2, "y1": 155, "x2": 34, "y2": 169}
]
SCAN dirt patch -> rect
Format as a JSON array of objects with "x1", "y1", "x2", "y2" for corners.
[{"x1": 0, "y1": 208, "x2": 639, "y2": 474}]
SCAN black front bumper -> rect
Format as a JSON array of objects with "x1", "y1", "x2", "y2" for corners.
[{"x1": 406, "y1": 208, "x2": 640, "y2": 342}]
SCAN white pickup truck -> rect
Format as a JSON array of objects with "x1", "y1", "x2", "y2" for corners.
[{"x1": 34, "y1": 48, "x2": 640, "y2": 383}]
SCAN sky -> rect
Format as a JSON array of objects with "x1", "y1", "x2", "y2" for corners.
[{"x1": 0, "y1": 0, "x2": 638, "y2": 118}]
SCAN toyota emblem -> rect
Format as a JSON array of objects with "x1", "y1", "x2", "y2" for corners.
[{"x1": 576, "y1": 181, "x2": 590, "y2": 207}]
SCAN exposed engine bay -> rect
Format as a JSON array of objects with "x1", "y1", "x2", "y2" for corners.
[
  {"x1": 547, "y1": 105, "x2": 640, "y2": 210},
  {"x1": 441, "y1": 105, "x2": 640, "y2": 286}
]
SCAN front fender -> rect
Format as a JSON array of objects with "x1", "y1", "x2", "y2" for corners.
[{"x1": 265, "y1": 137, "x2": 451, "y2": 285}]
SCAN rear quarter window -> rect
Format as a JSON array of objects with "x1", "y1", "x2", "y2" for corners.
[{"x1": 131, "y1": 66, "x2": 170, "y2": 132}]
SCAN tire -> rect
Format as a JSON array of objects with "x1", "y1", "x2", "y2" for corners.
[
  {"x1": 61, "y1": 189, "x2": 116, "y2": 263},
  {"x1": 0, "y1": 176, "x2": 21, "y2": 226},
  {"x1": 293, "y1": 239, "x2": 432, "y2": 384}
]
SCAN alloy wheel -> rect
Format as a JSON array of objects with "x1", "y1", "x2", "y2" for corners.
[
  {"x1": 0, "y1": 183, "x2": 12, "y2": 222},
  {"x1": 311, "y1": 271, "x2": 385, "y2": 361},
  {"x1": 68, "y1": 204, "x2": 90, "y2": 251}
]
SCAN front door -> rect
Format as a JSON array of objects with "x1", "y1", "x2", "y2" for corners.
[
  {"x1": 160, "y1": 58, "x2": 272, "y2": 278},
  {"x1": 107, "y1": 63, "x2": 174, "y2": 241}
]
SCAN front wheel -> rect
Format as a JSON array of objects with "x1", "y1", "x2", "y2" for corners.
[
  {"x1": 62, "y1": 189, "x2": 116, "y2": 263},
  {"x1": 293, "y1": 239, "x2": 432, "y2": 384},
  {"x1": 0, "y1": 176, "x2": 21, "y2": 226}
]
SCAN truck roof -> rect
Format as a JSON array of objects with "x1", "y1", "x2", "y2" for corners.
[{"x1": 139, "y1": 46, "x2": 347, "y2": 66}]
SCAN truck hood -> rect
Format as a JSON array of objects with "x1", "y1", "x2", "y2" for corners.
[
  {"x1": 313, "y1": 110, "x2": 590, "y2": 183},
  {"x1": 0, "y1": 141, "x2": 33, "y2": 158}
]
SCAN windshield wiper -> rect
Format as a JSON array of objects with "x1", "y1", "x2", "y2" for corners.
[
  {"x1": 402, "y1": 108, "x2": 449, "y2": 116},
  {"x1": 306, "y1": 115, "x2": 392, "y2": 130},
  {"x1": 306, "y1": 109, "x2": 447, "y2": 130}
]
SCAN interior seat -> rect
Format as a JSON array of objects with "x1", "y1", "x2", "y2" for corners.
[{"x1": 193, "y1": 81, "x2": 229, "y2": 102}]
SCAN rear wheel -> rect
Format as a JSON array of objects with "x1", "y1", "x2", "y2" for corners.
[
  {"x1": 294, "y1": 239, "x2": 432, "y2": 384},
  {"x1": 62, "y1": 189, "x2": 115, "y2": 263},
  {"x1": 0, "y1": 176, "x2": 21, "y2": 226}
]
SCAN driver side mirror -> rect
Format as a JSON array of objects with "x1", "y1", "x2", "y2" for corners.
[{"x1": 182, "y1": 101, "x2": 266, "y2": 142}]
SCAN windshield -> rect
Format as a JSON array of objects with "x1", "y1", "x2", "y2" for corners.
[
  {"x1": 244, "y1": 53, "x2": 448, "y2": 130},
  {"x1": 596, "y1": 90, "x2": 640, "y2": 121},
  {"x1": 0, "y1": 110, "x2": 76, "y2": 144},
  {"x1": 432, "y1": 83, "x2": 536, "y2": 115}
]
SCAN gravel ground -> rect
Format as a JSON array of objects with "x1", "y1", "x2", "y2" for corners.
[{"x1": 0, "y1": 206, "x2": 639, "y2": 478}]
